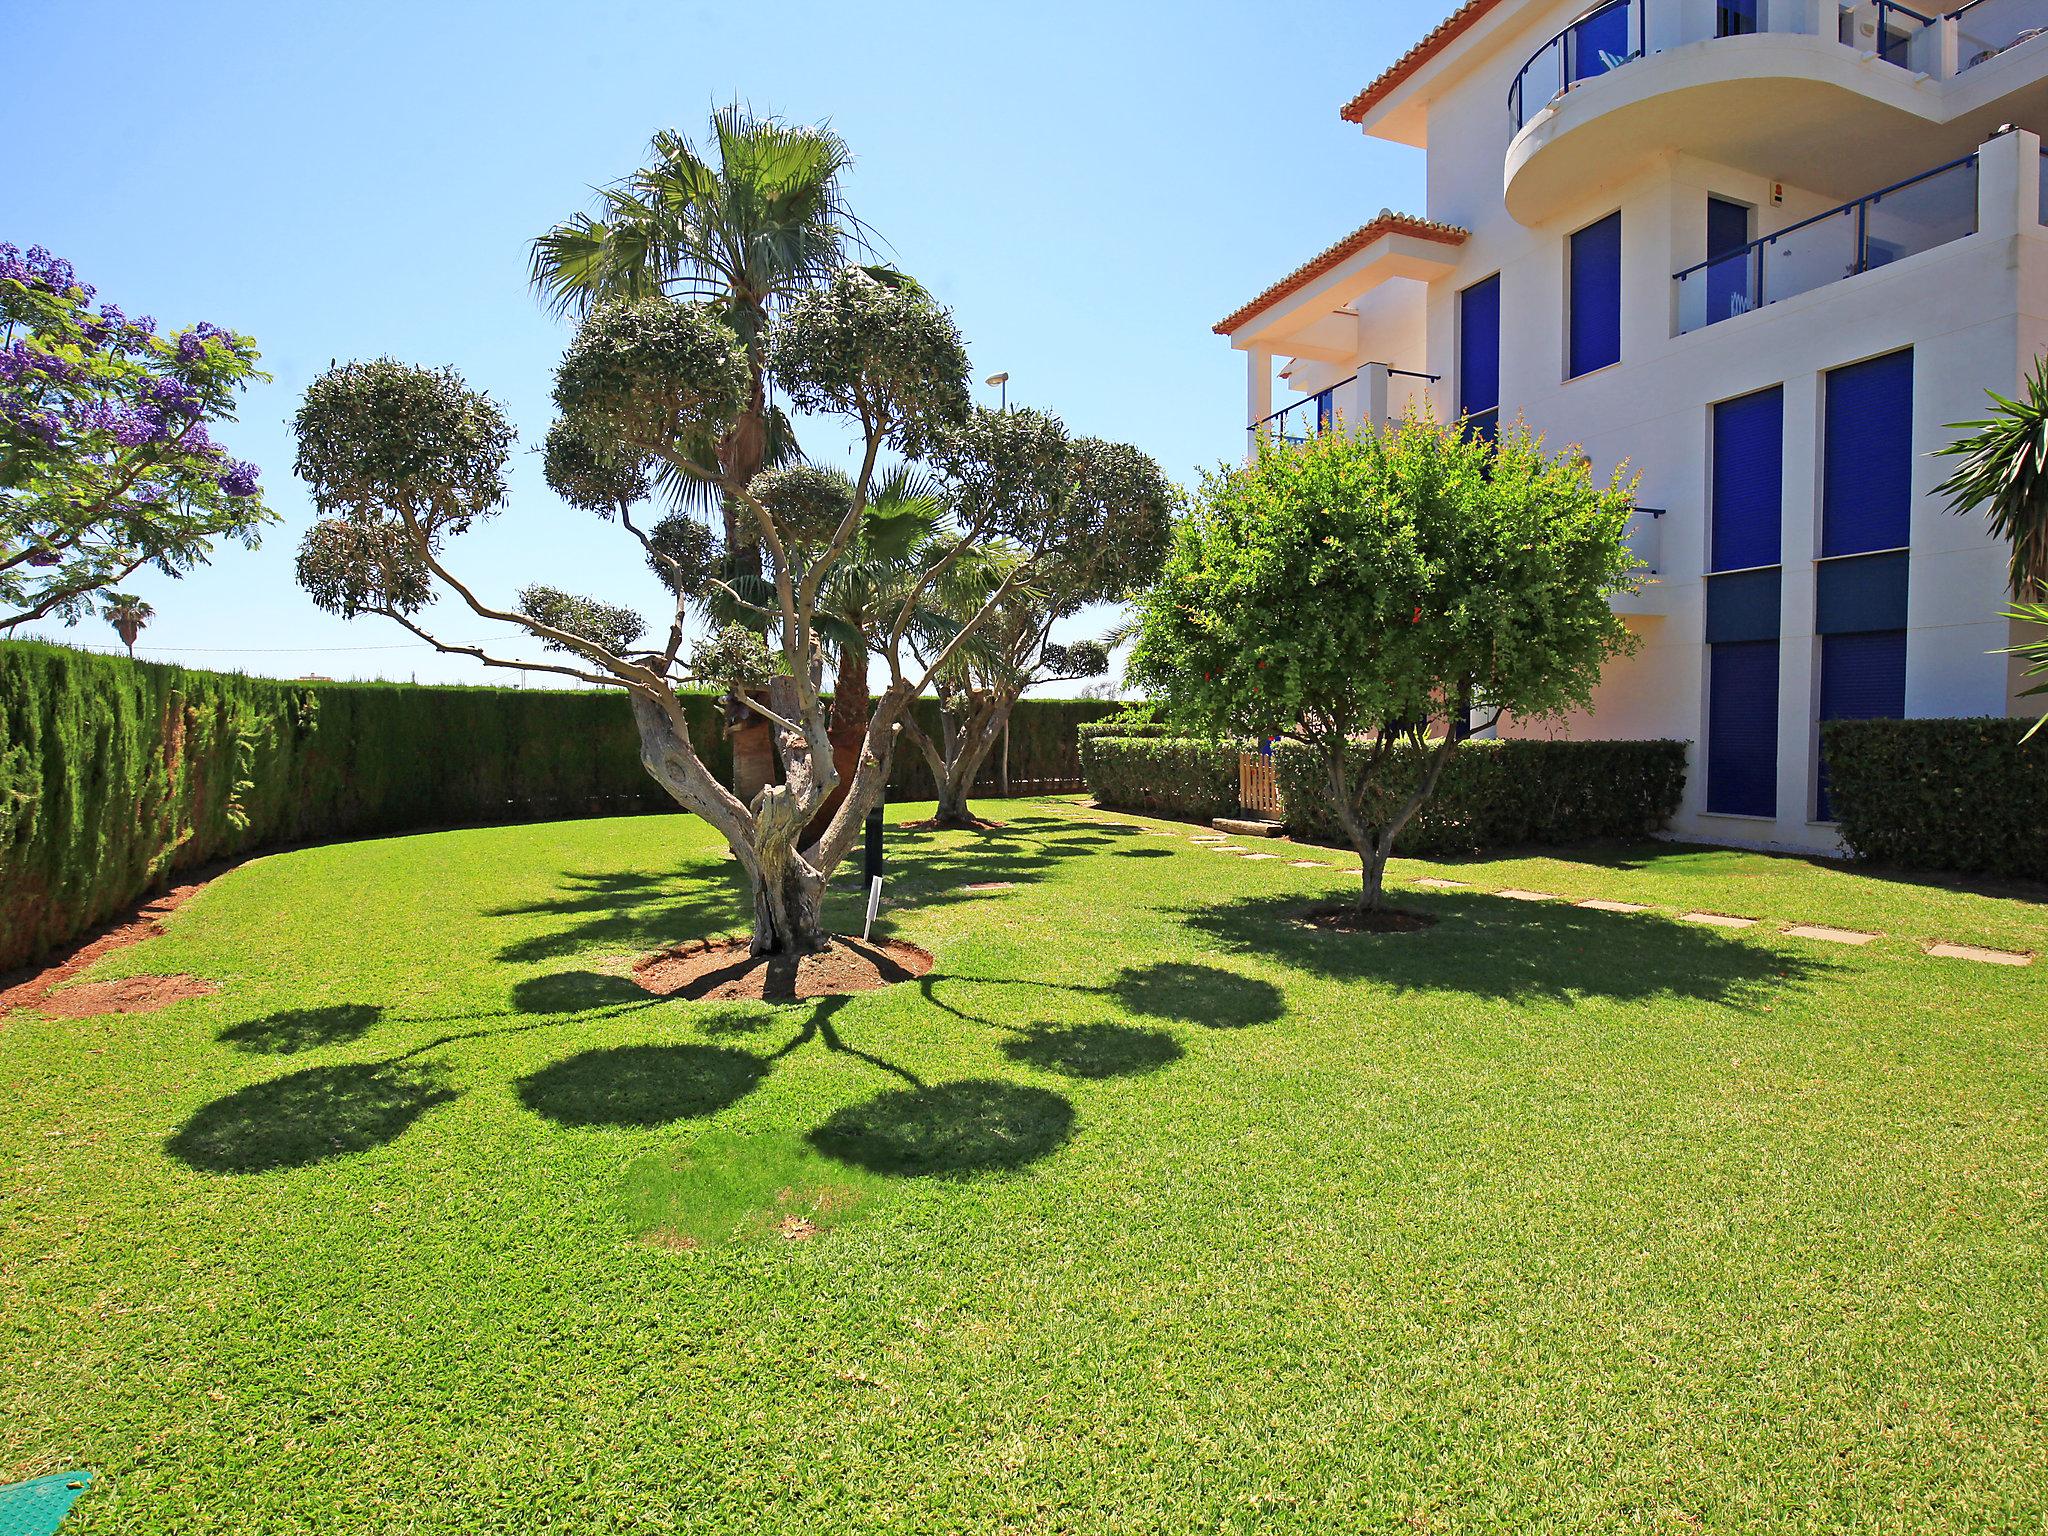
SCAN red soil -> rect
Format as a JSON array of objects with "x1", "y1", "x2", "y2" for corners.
[
  {"x1": 632, "y1": 936, "x2": 935, "y2": 1003},
  {"x1": 0, "y1": 877, "x2": 217, "y2": 1019}
]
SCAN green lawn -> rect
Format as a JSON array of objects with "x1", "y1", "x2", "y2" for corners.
[{"x1": 4, "y1": 801, "x2": 2046, "y2": 1534}]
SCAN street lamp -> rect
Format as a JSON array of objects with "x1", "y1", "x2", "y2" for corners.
[{"x1": 985, "y1": 371, "x2": 1009, "y2": 411}]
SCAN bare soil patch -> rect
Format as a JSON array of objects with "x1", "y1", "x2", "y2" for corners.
[
  {"x1": 1297, "y1": 903, "x2": 1438, "y2": 935},
  {"x1": 31, "y1": 973, "x2": 219, "y2": 1017},
  {"x1": 901, "y1": 816, "x2": 1006, "y2": 833},
  {"x1": 632, "y1": 935, "x2": 935, "y2": 1003},
  {"x1": 0, "y1": 876, "x2": 217, "y2": 1018}
]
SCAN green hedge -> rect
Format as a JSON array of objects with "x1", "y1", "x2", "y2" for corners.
[
  {"x1": 1079, "y1": 735, "x2": 1245, "y2": 821},
  {"x1": 0, "y1": 641, "x2": 1114, "y2": 971},
  {"x1": 894, "y1": 696, "x2": 1118, "y2": 798},
  {"x1": 1081, "y1": 731, "x2": 1687, "y2": 850},
  {"x1": 1822, "y1": 717, "x2": 2048, "y2": 881},
  {"x1": 1274, "y1": 738, "x2": 1688, "y2": 853}
]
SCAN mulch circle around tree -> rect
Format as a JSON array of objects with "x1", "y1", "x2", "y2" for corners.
[
  {"x1": 1296, "y1": 903, "x2": 1438, "y2": 935},
  {"x1": 632, "y1": 936, "x2": 935, "y2": 1003},
  {"x1": 29, "y1": 974, "x2": 219, "y2": 1017},
  {"x1": 900, "y1": 817, "x2": 1007, "y2": 833}
]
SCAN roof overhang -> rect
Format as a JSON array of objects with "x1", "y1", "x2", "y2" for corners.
[
  {"x1": 1340, "y1": 0, "x2": 1523, "y2": 145},
  {"x1": 1214, "y1": 214, "x2": 1467, "y2": 355}
]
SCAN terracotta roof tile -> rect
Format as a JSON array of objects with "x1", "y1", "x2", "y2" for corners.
[
  {"x1": 1212, "y1": 212, "x2": 1470, "y2": 337},
  {"x1": 1340, "y1": 0, "x2": 1510, "y2": 124}
]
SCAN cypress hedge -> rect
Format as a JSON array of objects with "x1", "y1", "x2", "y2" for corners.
[
  {"x1": 0, "y1": 641, "x2": 1115, "y2": 971},
  {"x1": 1822, "y1": 717, "x2": 2048, "y2": 881},
  {"x1": 1081, "y1": 732, "x2": 1687, "y2": 852}
]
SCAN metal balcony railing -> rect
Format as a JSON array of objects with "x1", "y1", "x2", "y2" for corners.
[
  {"x1": 1510, "y1": 0, "x2": 1649, "y2": 131},
  {"x1": 1246, "y1": 367, "x2": 1441, "y2": 449},
  {"x1": 1673, "y1": 153, "x2": 1978, "y2": 333}
]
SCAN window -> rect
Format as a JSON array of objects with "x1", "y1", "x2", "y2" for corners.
[
  {"x1": 1706, "y1": 385, "x2": 1785, "y2": 817},
  {"x1": 1705, "y1": 196, "x2": 1753, "y2": 321},
  {"x1": 1570, "y1": 1, "x2": 1635, "y2": 85},
  {"x1": 1460, "y1": 275, "x2": 1501, "y2": 442},
  {"x1": 1716, "y1": 0, "x2": 1758, "y2": 37},
  {"x1": 1569, "y1": 212, "x2": 1622, "y2": 378},
  {"x1": 1823, "y1": 349, "x2": 1913, "y2": 557}
]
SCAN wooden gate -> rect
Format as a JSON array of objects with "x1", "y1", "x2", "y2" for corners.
[{"x1": 1238, "y1": 751, "x2": 1281, "y2": 819}]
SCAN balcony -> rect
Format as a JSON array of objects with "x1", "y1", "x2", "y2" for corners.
[
  {"x1": 1503, "y1": 0, "x2": 2048, "y2": 225},
  {"x1": 1613, "y1": 506, "x2": 1669, "y2": 616},
  {"x1": 1674, "y1": 152, "x2": 1978, "y2": 331},
  {"x1": 1246, "y1": 364, "x2": 1440, "y2": 452}
]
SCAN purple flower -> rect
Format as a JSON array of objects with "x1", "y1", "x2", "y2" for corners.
[
  {"x1": 133, "y1": 482, "x2": 167, "y2": 504},
  {"x1": 151, "y1": 376, "x2": 201, "y2": 414},
  {"x1": 176, "y1": 331, "x2": 207, "y2": 363},
  {"x1": 220, "y1": 460, "x2": 260, "y2": 497}
]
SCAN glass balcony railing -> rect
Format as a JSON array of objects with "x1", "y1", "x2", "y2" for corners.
[
  {"x1": 1510, "y1": 0, "x2": 1648, "y2": 131},
  {"x1": 1674, "y1": 154, "x2": 1978, "y2": 333},
  {"x1": 1511, "y1": 0, "x2": 2048, "y2": 133},
  {"x1": 1953, "y1": 0, "x2": 2048, "y2": 70}
]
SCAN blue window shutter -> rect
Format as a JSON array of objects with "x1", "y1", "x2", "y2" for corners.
[
  {"x1": 1708, "y1": 197, "x2": 1751, "y2": 259},
  {"x1": 1460, "y1": 275, "x2": 1501, "y2": 423},
  {"x1": 1823, "y1": 349, "x2": 1913, "y2": 557},
  {"x1": 1817, "y1": 630, "x2": 1906, "y2": 818},
  {"x1": 1816, "y1": 550, "x2": 1909, "y2": 634},
  {"x1": 1712, "y1": 385, "x2": 1783, "y2": 571},
  {"x1": 1717, "y1": 0, "x2": 1759, "y2": 36},
  {"x1": 1708, "y1": 640, "x2": 1780, "y2": 817},
  {"x1": 1569, "y1": 213, "x2": 1622, "y2": 378}
]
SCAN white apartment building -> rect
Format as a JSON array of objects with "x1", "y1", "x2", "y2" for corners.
[{"x1": 1217, "y1": 0, "x2": 2048, "y2": 852}]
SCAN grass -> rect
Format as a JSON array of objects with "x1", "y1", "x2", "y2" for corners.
[{"x1": 3, "y1": 798, "x2": 2046, "y2": 1533}]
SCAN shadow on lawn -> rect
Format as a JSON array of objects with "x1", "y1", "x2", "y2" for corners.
[
  {"x1": 1178, "y1": 890, "x2": 1837, "y2": 1006},
  {"x1": 489, "y1": 869, "x2": 743, "y2": 964},
  {"x1": 166, "y1": 1061, "x2": 457, "y2": 1174},
  {"x1": 217, "y1": 1003, "x2": 384, "y2": 1054},
  {"x1": 1000, "y1": 1022, "x2": 1182, "y2": 1079},
  {"x1": 807, "y1": 1078, "x2": 1075, "y2": 1178},
  {"x1": 517, "y1": 1043, "x2": 767, "y2": 1128}
]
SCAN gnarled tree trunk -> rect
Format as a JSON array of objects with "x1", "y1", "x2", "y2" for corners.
[{"x1": 904, "y1": 685, "x2": 1013, "y2": 830}]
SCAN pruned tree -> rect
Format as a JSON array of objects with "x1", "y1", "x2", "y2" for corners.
[
  {"x1": 293, "y1": 271, "x2": 1118, "y2": 956},
  {"x1": 2, "y1": 243, "x2": 271, "y2": 632},
  {"x1": 904, "y1": 408, "x2": 1172, "y2": 828},
  {"x1": 1129, "y1": 417, "x2": 1639, "y2": 916}
]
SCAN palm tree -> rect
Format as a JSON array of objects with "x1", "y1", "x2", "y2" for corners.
[
  {"x1": 102, "y1": 592, "x2": 153, "y2": 658},
  {"x1": 1935, "y1": 356, "x2": 2048, "y2": 597},
  {"x1": 529, "y1": 106, "x2": 869, "y2": 558},
  {"x1": 1935, "y1": 357, "x2": 2048, "y2": 738}
]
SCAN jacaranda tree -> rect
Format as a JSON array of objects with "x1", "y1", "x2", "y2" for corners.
[
  {"x1": 1, "y1": 244, "x2": 270, "y2": 632},
  {"x1": 906, "y1": 408, "x2": 1172, "y2": 828},
  {"x1": 293, "y1": 271, "x2": 1138, "y2": 956},
  {"x1": 1130, "y1": 417, "x2": 1639, "y2": 916}
]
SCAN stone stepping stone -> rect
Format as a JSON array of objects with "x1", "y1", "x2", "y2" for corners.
[
  {"x1": 1212, "y1": 845, "x2": 1250, "y2": 853},
  {"x1": 1414, "y1": 877, "x2": 1470, "y2": 890},
  {"x1": 1496, "y1": 888, "x2": 1558, "y2": 902},
  {"x1": 963, "y1": 882, "x2": 1017, "y2": 894},
  {"x1": 1239, "y1": 852, "x2": 1278, "y2": 861},
  {"x1": 1926, "y1": 943, "x2": 2033, "y2": 967},
  {"x1": 1579, "y1": 898, "x2": 1651, "y2": 913},
  {"x1": 1784, "y1": 924, "x2": 1878, "y2": 946},
  {"x1": 1680, "y1": 911, "x2": 1756, "y2": 929},
  {"x1": 1289, "y1": 860, "x2": 1326, "y2": 869}
]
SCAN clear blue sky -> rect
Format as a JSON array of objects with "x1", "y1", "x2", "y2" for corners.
[{"x1": 7, "y1": 0, "x2": 1436, "y2": 685}]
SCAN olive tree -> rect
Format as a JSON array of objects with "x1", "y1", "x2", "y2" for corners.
[
  {"x1": 905, "y1": 409, "x2": 1172, "y2": 828},
  {"x1": 294, "y1": 271, "x2": 1102, "y2": 955},
  {"x1": 1129, "y1": 417, "x2": 1640, "y2": 915}
]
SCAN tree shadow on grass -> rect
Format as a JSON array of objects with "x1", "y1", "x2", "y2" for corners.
[
  {"x1": 509, "y1": 970, "x2": 649, "y2": 1015},
  {"x1": 1000, "y1": 1022, "x2": 1183, "y2": 1080},
  {"x1": 516, "y1": 1043, "x2": 767, "y2": 1128},
  {"x1": 217, "y1": 1003, "x2": 383, "y2": 1054},
  {"x1": 491, "y1": 870, "x2": 743, "y2": 965},
  {"x1": 1178, "y1": 891, "x2": 1838, "y2": 1007},
  {"x1": 807, "y1": 1079, "x2": 1075, "y2": 1178},
  {"x1": 1108, "y1": 962, "x2": 1286, "y2": 1029},
  {"x1": 167, "y1": 1061, "x2": 457, "y2": 1174},
  {"x1": 1111, "y1": 847, "x2": 1175, "y2": 860}
]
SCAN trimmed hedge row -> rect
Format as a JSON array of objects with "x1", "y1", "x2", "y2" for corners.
[
  {"x1": 899, "y1": 697, "x2": 1118, "y2": 797},
  {"x1": 1275, "y1": 738, "x2": 1688, "y2": 854},
  {"x1": 1081, "y1": 731, "x2": 1688, "y2": 852},
  {"x1": 1822, "y1": 717, "x2": 2048, "y2": 881},
  {"x1": 0, "y1": 641, "x2": 1114, "y2": 971},
  {"x1": 1078, "y1": 734, "x2": 1244, "y2": 821}
]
